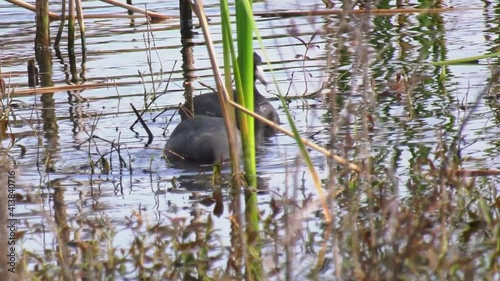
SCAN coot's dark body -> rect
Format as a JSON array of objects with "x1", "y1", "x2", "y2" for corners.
[
  {"x1": 165, "y1": 115, "x2": 241, "y2": 163},
  {"x1": 165, "y1": 53, "x2": 280, "y2": 165}
]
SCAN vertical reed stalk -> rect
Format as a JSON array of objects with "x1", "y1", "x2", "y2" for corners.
[
  {"x1": 35, "y1": 0, "x2": 50, "y2": 48},
  {"x1": 234, "y1": 1, "x2": 263, "y2": 279},
  {"x1": 220, "y1": 0, "x2": 246, "y2": 277},
  {"x1": 235, "y1": 0, "x2": 256, "y2": 186},
  {"x1": 68, "y1": 0, "x2": 75, "y2": 51},
  {"x1": 220, "y1": 2, "x2": 236, "y2": 125},
  {"x1": 126, "y1": 0, "x2": 133, "y2": 15},
  {"x1": 75, "y1": 0, "x2": 86, "y2": 55},
  {"x1": 180, "y1": 0, "x2": 195, "y2": 116},
  {"x1": 54, "y1": 0, "x2": 67, "y2": 48}
]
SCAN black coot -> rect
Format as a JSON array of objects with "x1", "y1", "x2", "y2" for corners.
[
  {"x1": 165, "y1": 115, "x2": 241, "y2": 163},
  {"x1": 180, "y1": 52, "x2": 280, "y2": 137}
]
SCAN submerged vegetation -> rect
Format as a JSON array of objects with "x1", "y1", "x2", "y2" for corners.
[{"x1": 0, "y1": 0, "x2": 499, "y2": 280}]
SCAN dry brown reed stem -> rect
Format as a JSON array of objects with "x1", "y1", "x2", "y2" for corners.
[
  {"x1": 456, "y1": 169, "x2": 500, "y2": 176},
  {"x1": 7, "y1": 81, "x2": 139, "y2": 96},
  {"x1": 0, "y1": 72, "x2": 25, "y2": 78},
  {"x1": 255, "y1": 7, "x2": 460, "y2": 18},
  {"x1": 5, "y1": 0, "x2": 60, "y2": 20},
  {"x1": 227, "y1": 99, "x2": 361, "y2": 172},
  {"x1": 99, "y1": 0, "x2": 176, "y2": 20},
  {"x1": 59, "y1": 14, "x2": 167, "y2": 20},
  {"x1": 5, "y1": 0, "x2": 176, "y2": 21}
]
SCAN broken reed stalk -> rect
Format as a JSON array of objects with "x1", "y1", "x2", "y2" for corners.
[
  {"x1": 130, "y1": 103, "x2": 153, "y2": 146},
  {"x1": 27, "y1": 59, "x2": 38, "y2": 87},
  {"x1": 126, "y1": 0, "x2": 134, "y2": 16}
]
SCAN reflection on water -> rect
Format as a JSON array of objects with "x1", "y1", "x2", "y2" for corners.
[{"x1": 1, "y1": 0, "x2": 499, "y2": 279}]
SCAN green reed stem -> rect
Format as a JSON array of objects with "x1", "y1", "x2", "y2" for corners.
[
  {"x1": 235, "y1": 1, "x2": 263, "y2": 280},
  {"x1": 221, "y1": 0, "x2": 237, "y2": 133},
  {"x1": 236, "y1": 0, "x2": 256, "y2": 187}
]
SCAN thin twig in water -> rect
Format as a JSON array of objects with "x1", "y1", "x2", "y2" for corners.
[
  {"x1": 132, "y1": 61, "x2": 177, "y2": 129},
  {"x1": 130, "y1": 103, "x2": 153, "y2": 146}
]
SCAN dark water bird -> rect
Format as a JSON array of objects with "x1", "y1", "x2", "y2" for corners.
[
  {"x1": 165, "y1": 115, "x2": 241, "y2": 163},
  {"x1": 179, "y1": 52, "x2": 280, "y2": 138},
  {"x1": 166, "y1": 53, "x2": 280, "y2": 164}
]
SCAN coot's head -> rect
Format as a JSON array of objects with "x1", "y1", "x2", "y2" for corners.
[
  {"x1": 252, "y1": 52, "x2": 280, "y2": 138},
  {"x1": 253, "y1": 52, "x2": 267, "y2": 86}
]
